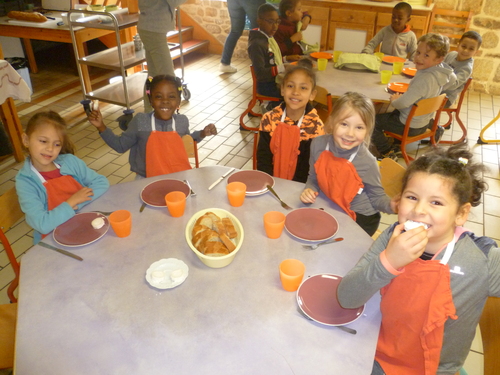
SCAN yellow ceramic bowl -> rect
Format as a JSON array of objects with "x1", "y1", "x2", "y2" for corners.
[{"x1": 185, "y1": 208, "x2": 244, "y2": 268}]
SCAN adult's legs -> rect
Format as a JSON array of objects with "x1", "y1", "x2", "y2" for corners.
[
  {"x1": 242, "y1": 0, "x2": 266, "y2": 29},
  {"x1": 138, "y1": 29, "x2": 175, "y2": 112},
  {"x1": 220, "y1": 0, "x2": 246, "y2": 66}
]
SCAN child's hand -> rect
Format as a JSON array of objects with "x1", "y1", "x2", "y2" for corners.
[
  {"x1": 286, "y1": 54, "x2": 302, "y2": 62},
  {"x1": 385, "y1": 223, "x2": 428, "y2": 270},
  {"x1": 202, "y1": 123, "x2": 217, "y2": 137},
  {"x1": 66, "y1": 187, "x2": 94, "y2": 209},
  {"x1": 88, "y1": 109, "x2": 106, "y2": 132},
  {"x1": 290, "y1": 32, "x2": 303, "y2": 43},
  {"x1": 300, "y1": 16, "x2": 311, "y2": 30},
  {"x1": 390, "y1": 93, "x2": 402, "y2": 102},
  {"x1": 390, "y1": 193, "x2": 400, "y2": 214},
  {"x1": 300, "y1": 188, "x2": 318, "y2": 204}
]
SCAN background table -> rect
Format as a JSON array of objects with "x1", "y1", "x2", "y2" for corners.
[
  {"x1": 16, "y1": 166, "x2": 381, "y2": 375},
  {"x1": 316, "y1": 60, "x2": 413, "y2": 102}
]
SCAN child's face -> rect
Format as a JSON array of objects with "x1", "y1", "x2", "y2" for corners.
[
  {"x1": 281, "y1": 70, "x2": 317, "y2": 113},
  {"x1": 391, "y1": 9, "x2": 410, "y2": 34},
  {"x1": 413, "y1": 42, "x2": 444, "y2": 70},
  {"x1": 286, "y1": 2, "x2": 303, "y2": 23},
  {"x1": 456, "y1": 37, "x2": 480, "y2": 62},
  {"x1": 258, "y1": 10, "x2": 280, "y2": 37},
  {"x1": 150, "y1": 81, "x2": 181, "y2": 121},
  {"x1": 398, "y1": 172, "x2": 470, "y2": 251},
  {"x1": 22, "y1": 122, "x2": 62, "y2": 172},
  {"x1": 332, "y1": 107, "x2": 367, "y2": 151}
]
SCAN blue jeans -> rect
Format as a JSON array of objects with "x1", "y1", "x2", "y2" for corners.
[{"x1": 221, "y1": 0, "x2": 266, "y2": 65}]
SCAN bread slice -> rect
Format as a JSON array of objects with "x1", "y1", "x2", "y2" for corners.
[
  {"x1": 222, "y1": 217, "x2": 237, "y2": 239},
  {"x1": 203, "y1": 242, "x2": 229, "y2": 257},
  {"x1": 220, "y1": 233, "x2": 236, "y2": 252}
]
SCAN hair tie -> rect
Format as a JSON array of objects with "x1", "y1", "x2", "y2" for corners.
[
  {"x1": 146, "y1": 89, "x2": 150, "y2": 95},
  {"x1": 458, "y1": 157, "x2": 468, "y2": 166}
]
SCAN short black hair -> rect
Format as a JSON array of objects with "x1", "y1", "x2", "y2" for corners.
[
  {"x1": 258, "y1": 3, "x2": 278, "y2": 19},
  {"x1": 394, "y1": 2, "x2": 412, "y2": 16},
  {"x1": 460, "y1": 30, "x2": 482, "y2": 48}
]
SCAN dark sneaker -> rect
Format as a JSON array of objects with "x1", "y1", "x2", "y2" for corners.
[{"x1": 435, "y1": 126, "x2": 444, "y2": 143}]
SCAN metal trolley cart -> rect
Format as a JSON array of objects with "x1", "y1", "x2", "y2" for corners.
[
  {"x1": 68, "y1": 9, "x2": 147, "y2": 128},
  {"x1": 69, "y1": 8, "x2": 190, "y2": 129}
]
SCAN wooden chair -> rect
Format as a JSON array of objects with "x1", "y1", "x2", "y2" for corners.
[
  {"x1": 0, "y1": 302, "x2": 17, "y2": 370},
  {"x1": 181, "y1": 134, "x2": 199, "y2": 168},
  {"x1": 428, "y1": 9, "x2": 473, "y2": 50},
  {"x1": 0, "y1": 187, "x2": 24, "y2": 303},
  {"x1": 314, "y1": 85, "x2": 333, "y2": 132},
  {"x1": 239, "y1": 65, "x2": 281, "y2": 130},
  {"x1": 384, "y1": 94, "x2": 447, "y2": 165},
  {"x1": 479, "y1": 297, "x2": 500, "y2": 375},
  {"x1": 379, "y1": 158, "x2": 406, "y2": 198},
  {"x1": 440, "y1": 77, "x2": 472, "y2": 145}
]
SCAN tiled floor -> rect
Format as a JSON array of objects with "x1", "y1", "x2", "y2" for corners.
[{"x1": 1, "y1": 50, "x2": 500, "y2": 375}]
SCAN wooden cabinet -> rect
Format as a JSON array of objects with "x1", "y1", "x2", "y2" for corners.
[
  {"x1": 302, "y1": 0, "x2": 433, "y2": 51},
  {"x1": 328, "y1": 9, "x2": 376, "y2": 50},
  {"x1": 305, "y1": 5, "x2": 331, "y2": 51}
]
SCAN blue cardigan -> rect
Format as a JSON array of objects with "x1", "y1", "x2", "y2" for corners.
[{"x1": 15, "y1": 154, "x2": 110, "y2": 244}]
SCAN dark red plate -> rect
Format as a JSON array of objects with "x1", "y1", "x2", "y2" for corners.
[
  {"x1": 141, "y1": 179, "x2": 190, "y2": 207},
  {"x1": 285, "y1": 208, "x2": 338, "y2": 242},
  {"x1": 53, "y1": 212, "x2": 109, "y2": 247},
  {"x1": 227, "y1": 170, "x2": 275, "y2": 196},
  {"x1": 297, "y1": 274, "x2": 365, "y2": 326}
]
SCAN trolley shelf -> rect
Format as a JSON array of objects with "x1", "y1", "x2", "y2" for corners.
[
  {"x1": 86, "y1": 71, "x2": 148, "y2": 107},
  {"x1": 79, "y1": 42, "x2": 146, "y2": 71}
]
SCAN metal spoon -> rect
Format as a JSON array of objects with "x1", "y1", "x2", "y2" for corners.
[{"x1": 302, "y1": 237, "x2": 344, "y2": 250}]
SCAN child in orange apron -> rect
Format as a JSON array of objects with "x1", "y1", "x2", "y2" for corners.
[
  {"x1": 301, "y1": 92, "x2": 397, "y2": 236},
  {"x1": 88, "y1": 75, "x2": 217, "y2": 179},
  {"x1": 257, "y1": 65, "x2": 325, "y2": 183},
  {"x1": 337, "y1": 143, "x2": 500, "y2": 375},
  {"x1": 16, "y1": 111, "x2": 109, "y2": 244}
]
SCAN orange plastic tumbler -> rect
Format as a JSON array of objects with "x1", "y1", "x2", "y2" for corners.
[
  {"x1": 263, "y1": 211, "x2": 286, "y2": 239},
  {"x1": 279, "y1": 259, "x2": 305, "y2": 292},
  {"x1": 226, "y1": 182, "x2": 246, "y2": 207},
  {"x1": 165, "y1": 191, "x2": 187, "y2": 217},
  {"x1": 109, "y1": 210, "x2": 132, "y2": 238}
]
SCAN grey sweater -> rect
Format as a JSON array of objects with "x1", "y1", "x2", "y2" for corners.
[
  {"x1": 100, "y1": 112, "x2": 202, "y2": 178},
  {"x1": 304, "y1": 135, "x2": 393, "y2": 216},
  {"x1": 338, "y1": 224, "x2": 500, "y2": 375},
  {"x1": 443, "y1": 51, "x2": 473, "y2": 106},
  {"x1": 391, "y1": 63, "x2": 457, "y2": 128},
  {"x1": 138, "y1": 0, "x2": 186, "y2": 34},
  {"x1": 362, "y1": 25, "x2": 417, "y2": 60}
]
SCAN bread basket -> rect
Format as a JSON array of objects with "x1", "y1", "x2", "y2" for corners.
[{"x1": 185, "y1": 208, "x2": 244, "y2": 268}]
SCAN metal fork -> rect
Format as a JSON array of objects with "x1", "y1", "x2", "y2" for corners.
[
  {"x1": 183, "y1": 179, "x2": 196, "y2": 196},
  {"x1": 266, "y1": 185, "x2": 292, "y2": 210},
  {"x1": 302, "y1": 237, "x2": 344, "y2": 250}
]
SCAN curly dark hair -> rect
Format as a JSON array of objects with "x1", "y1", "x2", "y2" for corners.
[
  {"x1": 401, "y1": 143, "x2": 488, "y2": 207},
  {"x1": 145, "y1": 74, "x2": 182, "y2": 100}
]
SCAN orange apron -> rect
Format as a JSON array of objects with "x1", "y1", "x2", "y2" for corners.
[
  {"x1": 269, "y1": 109, "x2": 303, "y2": 180},
  {"x1": 376, "y1": 234, "x2": 460, "y2": 375},
  {"x1": 145, "y1": 115, "x2": 191, "y2": 178},
  {"x1": 314, "y1": 143, "x2": 363, "y2": 220},
  {"x1": 32, "y1": 162, "x2": 83, "y2": 236}
]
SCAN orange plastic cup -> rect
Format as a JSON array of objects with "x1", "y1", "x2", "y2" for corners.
[
  {"x1": 165, "y1": 191, "x2": 187, "y2": 217},
  {"x1": 226, "y1": 182, "x2": 246, "y2": 207},
  {"x1": 263, "y1": 211, "x2": 286, "y2": 239},
  {"x1": 279, "y1": 259, "x2": 305, "y2": 292},
  {"x1": 109, "y1": 210, "x2": 132, "y2": 238}
]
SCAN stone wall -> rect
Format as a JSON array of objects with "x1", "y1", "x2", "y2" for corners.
[
  {"x1": 434, "y1": 0, "x2": 500, "y2": 95},
  {"x1": 182, "y1": 0, "x2": 250, "y2": 60}
]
